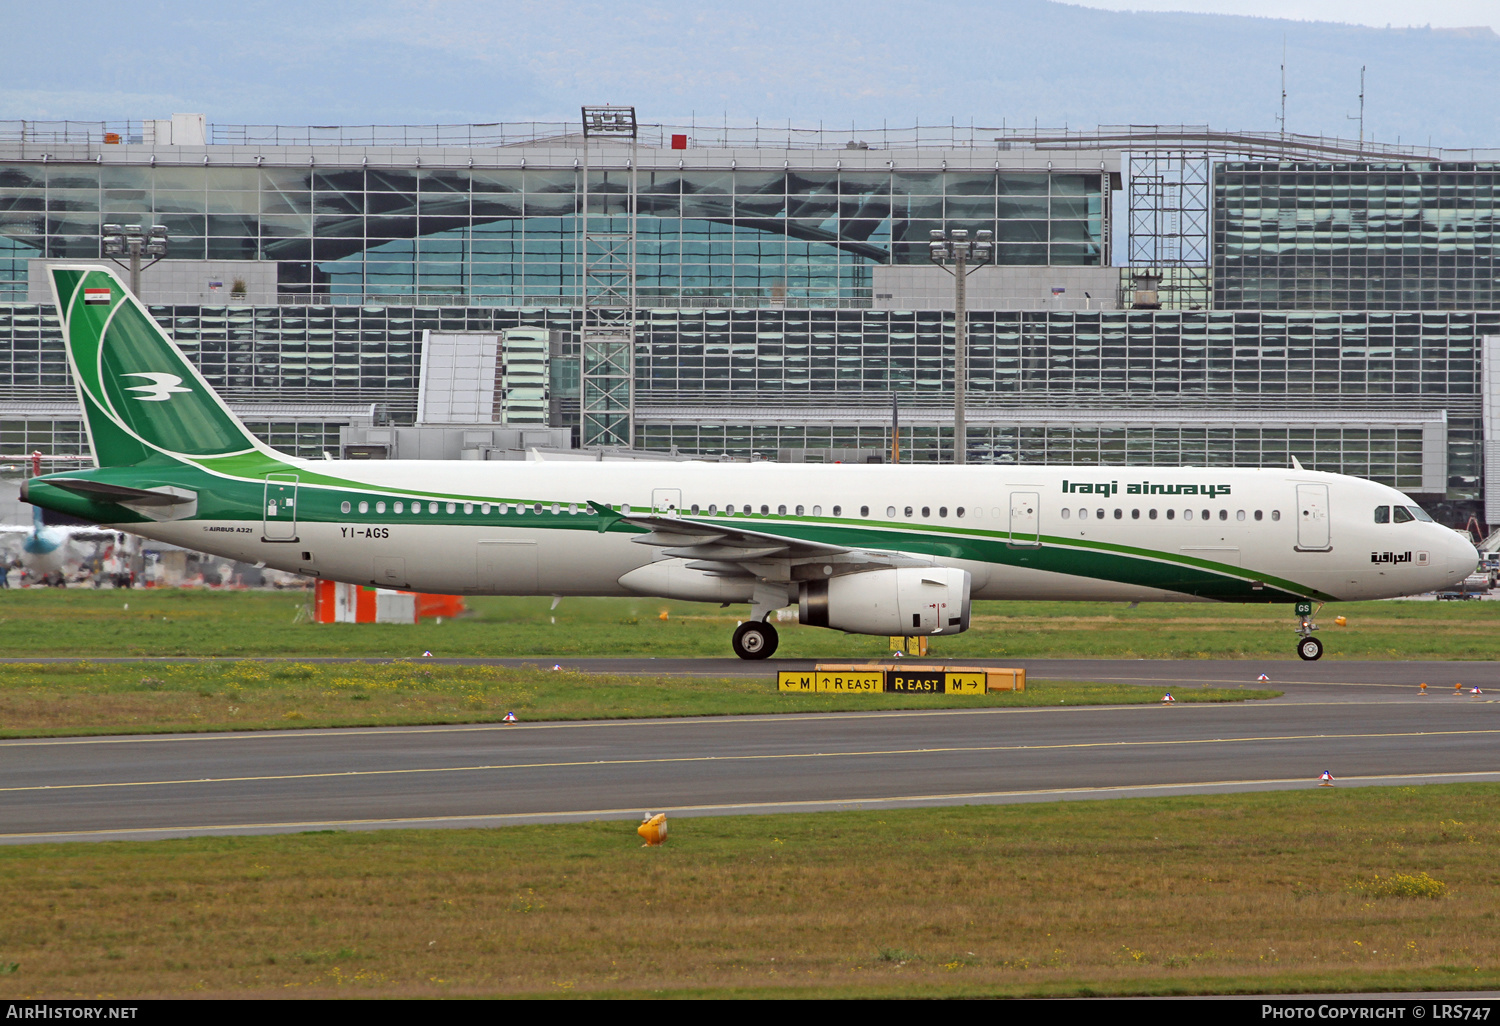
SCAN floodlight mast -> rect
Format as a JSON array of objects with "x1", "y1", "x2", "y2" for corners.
[
  {"x1": 928, "y1": 227, "x2": 992, "y2": 465},
  {"x1": 578, "y1": 106, "x2": 639, "y2": 449},
  {"x1": 101, "y1": 223, "x2": 169, "y2": 299}
]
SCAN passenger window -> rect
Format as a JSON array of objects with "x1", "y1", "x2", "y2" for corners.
[
  {"x1": 534, "y1": 503, "x2": 544, "y2": 515},
  {"x1": 1374, "y1": 505, "x2": 1390, "y2": 523},
  {"x1": 1149, "y1": 509, "x2": 1157, "y2": 520},
  {"x1": 956, "y1": 507, "x2": 964, "y2": 518},
  {"x1": 340, "y1": 501, "x2": 351, "y2": 514},
  {"x1": 1393, "y1": 505, "x2": 1415, "y2": 523},
  {"x1": 1131, "y1": 509, "x2": 1140, "y2": 519},
  {"x1": 465, "y1": 503, "x2": 475, "y2": 515},
  {"x1": 480, "y1": 503, "x2": 490, "y2": 514},
  {"x1": 358, "y1": 501, "x2": 369, "y2": 514},
  {"x1": 812, "y1": 505, "x2": 822, "y2": 516},
  {"x1": 393, "y1": 501, "x2": 404, "y2": 513},
  {"x1": 1061, "y1": 508, "x2": 1071, "y2": 520},
  {"x1": 447, "y1": 502, "x2": 456, "y2": 514},
  {"x1": 938, "y1": 507, "x2": 947, "y2": 518},
  {"x1": 859, "y1": 505, "x2": 869, "y2": 517},
  {"x1": 904, "y1": 506, "x2": 913, "y2": 517},
  {"x1": 724, "y1": 505, "x2": 735, "y2": 516},
  {"x1": 832, "y1": 505, "x2": 841, "y2": 516},
  {"x1": 778, "y1": 504, "x2": 787, "y2": 515},
  {"x1": 795, "y1": 504, "x2": 805, "y2": 516},
  {"x1": 1183, "y1": 509, "x2": 1193, "y2": 521},
  {"x1": 1078, "y1": 508, "x2": 1088, "y2": 520},
  {"x1": 1096, "y1": 509, "x2": 1105, "y2": 520},
  {"x1": 1271, "y1": 510, "x2": 1281, "y2": 521},
  {"x1": 690, "y1": 503, "x2": 700, "y2": 514},
  {"x1": 887, "y1": 506, "x2": 897, "y2": 518},
  {"x1": 568, "y1": 503, "x2": 577, "y2": 515},
  {"x1": 921, "y1": 506, "x2": 930, "y2": 518},
  {"x1": 1218, "y1": 510, "x2": 1227, "y2": 521},
  {"x1": 1236, "y1": 510, "x2": 1245, "y2": 521},
  {"x1": 1254, "y1": 510, "x2": 1262, "y2": 521},
  {"x1": 708, "y1": 504, "x2": 717, "y2": 514},
  {"x1": 428, "y1": 502, "x2": 438, "y2": 514},
  {"x1": 1201, "y1": 509, "x2": 1210, "y2": 521},
  {"x1": 414, "y1": 504, "x2": 423, "y2": 515},
  {"x1": 1166, "y1": 509, "x2": 1175, "y2": 520},
  {"x1": 1114, "y1": 509, "x2": 1122, "y2": 519}
]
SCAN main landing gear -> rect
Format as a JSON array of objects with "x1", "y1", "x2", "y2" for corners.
[
  {"x1": 1294, "y1": 600, "x2": 1323, "y2": 661},
  {"x1": 732, "y1": 619, "x2": 779, "y2": 660}
]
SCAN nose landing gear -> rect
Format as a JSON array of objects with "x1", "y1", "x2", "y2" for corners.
[{"x1": 1294, "y1": 600, "x2": 1323, "y2": 660}]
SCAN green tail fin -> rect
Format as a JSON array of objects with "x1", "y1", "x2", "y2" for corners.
[{"x1": 49, "y1": 265, "x2": 265, "y2": 468}]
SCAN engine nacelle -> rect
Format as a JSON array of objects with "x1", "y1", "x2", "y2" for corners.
[{"x1": 799, "y1": 566, "x2": 971, "y2": 636}]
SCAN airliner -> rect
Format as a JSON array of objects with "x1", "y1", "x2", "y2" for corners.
[
  {"x1": 20, "y1": 265, "x2": 1479, "y2": 660},
  {"x1": 0, "y1": 505, "x2": 123, "y2": 585}
]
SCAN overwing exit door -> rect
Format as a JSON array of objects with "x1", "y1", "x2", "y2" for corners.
[{"x1": 1008, "y1": 491, "x2": 1040, "y2": 547}]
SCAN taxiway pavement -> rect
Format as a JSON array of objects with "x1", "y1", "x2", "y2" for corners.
[{"x1": 2, "y1": 657, "x2": 1497, "y2": 845}]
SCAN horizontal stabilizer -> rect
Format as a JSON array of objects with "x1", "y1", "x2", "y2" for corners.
[{"x1": 45, "y1": 479, "x2": 193, "y2": 506}]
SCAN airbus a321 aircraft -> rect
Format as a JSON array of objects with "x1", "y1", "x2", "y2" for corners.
[{"x1": 22, "y1": 265, "x2": 1479, "y2": 660}]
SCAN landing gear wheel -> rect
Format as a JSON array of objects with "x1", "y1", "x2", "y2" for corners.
[
  {"x1": 1297, "y1": 636, "x2": 1324, "y2": 661},
  {"x1": 732, "y1": 620, "x2": 779, "y2": 660}
]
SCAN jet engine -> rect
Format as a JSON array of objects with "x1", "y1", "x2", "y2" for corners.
[{"x1": 798, "y1": 566, "x2": 971, "y2": 636}]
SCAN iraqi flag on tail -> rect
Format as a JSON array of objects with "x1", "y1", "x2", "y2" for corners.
[{"x1": 83, "y1": 287, "x2": 111, "y2": 305}]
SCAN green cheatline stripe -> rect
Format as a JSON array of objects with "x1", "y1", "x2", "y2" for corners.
[{"x1": 34, "y1": 459, "x2": 1329, "y2": 603}]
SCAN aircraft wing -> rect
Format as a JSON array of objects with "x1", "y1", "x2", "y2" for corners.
[{"x1": 592, "y1": 500, "x2": 931, "y2": 580}]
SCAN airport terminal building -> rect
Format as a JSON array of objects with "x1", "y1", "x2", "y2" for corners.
[{"x1": 2, "y1": 116, "x2": 1499, "y2": 525}]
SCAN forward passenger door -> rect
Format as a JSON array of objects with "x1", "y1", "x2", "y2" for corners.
[{"x1": 1295, "y1": 483, "x2": 1332, "y2": 551}]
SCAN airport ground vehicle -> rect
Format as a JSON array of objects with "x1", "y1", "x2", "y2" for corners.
[{"x1": 20, "y1": 265, "x2": 1480, "y2": 659}]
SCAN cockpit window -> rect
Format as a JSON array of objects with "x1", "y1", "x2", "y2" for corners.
[
  {"x1": 1392, "y1": 505, "x2": 1414, "y2": 524},
  {"x1": 1374, "y1": 505, "x2": 1390, "y2": 524},
  {"x1": 1409, "y1": 505, "x2": 1435, "y2": 523}
]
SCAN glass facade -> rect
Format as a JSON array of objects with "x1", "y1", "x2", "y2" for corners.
[
  {"x1": 637, "y1": 421, "x2": 1429, "y2": 492},
  {"x1": 1214, "y1": 162, "x2": 1500, "y2": 310},
  {"x1": 0, "y1": 303, "x2": 1486, "y2": 496},
  {"x1": 0, "y1": 164, "x2": 1105, "y2": 306}
]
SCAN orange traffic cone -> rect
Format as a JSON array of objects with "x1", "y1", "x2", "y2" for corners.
[
  {"x1": 1419, "y1": 683, "x2": 1428, "y2": 695},
  {"x1": 1455, "y1": 683, "x2": 1464, "y2": 695},
  {"x1": 638, "y1": 812, "x2": 668, "y2": 846}
]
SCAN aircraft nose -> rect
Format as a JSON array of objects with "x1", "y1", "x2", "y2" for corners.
[{"x1": 1444, "y1": 533, "x2": 1480, "y2": 583}]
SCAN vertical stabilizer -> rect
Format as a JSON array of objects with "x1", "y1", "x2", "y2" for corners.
[{"x1": 48, "y1": 265, "x2": 266, "y2": 468}]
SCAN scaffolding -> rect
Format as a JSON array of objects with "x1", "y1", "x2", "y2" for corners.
[
  {"x1": 1127, "y1": 144, "x2": 1211, "y2": 311},
  {"x1": 578, "y1": 106, "x2": 638, "y2": 449}
]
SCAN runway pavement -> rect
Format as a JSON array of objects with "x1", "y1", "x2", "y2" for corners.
[{"x1": 3, "y1": 657, "x2": 1499, "y2": 845}]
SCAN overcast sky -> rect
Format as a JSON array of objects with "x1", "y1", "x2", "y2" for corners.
[
  {"x1": 1066, "y1": 1, "x2": 1500, "y2": 31},
  {"x1": 5, "y1": 2, "x2": 1497, "y2": 147}
]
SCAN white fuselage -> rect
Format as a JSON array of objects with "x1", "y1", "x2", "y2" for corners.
[{"x1": 115, "y1": 461, "x2": 1478, "y2": 604}]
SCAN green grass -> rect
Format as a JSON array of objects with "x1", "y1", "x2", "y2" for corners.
[
  {"x1": 0, "y1": 660, "x2": 1278, "y2": 738},
  {"x1": 1, "y1": 785, "x2": 1497, "y2": 998},
  {"x1": 0, "y1": 589, "x2": 1497, "y2": 660}
]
